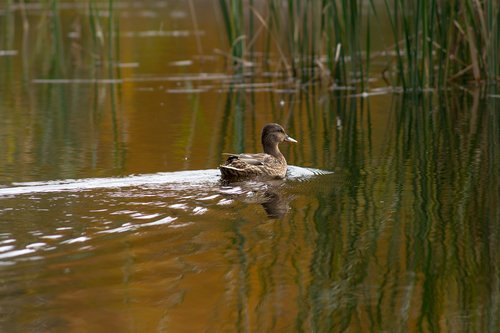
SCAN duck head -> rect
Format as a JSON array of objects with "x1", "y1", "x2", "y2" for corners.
[{"x1": 261, "y1": 123, "x2": 297, "y2": 157}]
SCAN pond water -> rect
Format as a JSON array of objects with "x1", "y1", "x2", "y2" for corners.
[{"x1": 1, "y1": 1, "x2": 499, "y2": 332}]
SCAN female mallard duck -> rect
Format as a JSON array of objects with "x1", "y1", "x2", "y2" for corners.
[{"x1": 220, "y1": 123, "x2": 297, "y2": 181}]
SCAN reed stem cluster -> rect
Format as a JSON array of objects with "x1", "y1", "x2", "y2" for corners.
[{"x1": 219, "y1": 0, "x2": 500, "y2": 90}]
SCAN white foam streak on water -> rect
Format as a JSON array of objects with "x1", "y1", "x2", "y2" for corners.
[
  {"x1": 61, "y1": 236, "x2": 90, "y2": 244},
  {"x1": 0, "y1": 166, "x2": 332, "y2": 197},
  {"x1": 0, "y1": 248, "x2": 35, "y2": 260},
  {"x1": 0, "y1": 245, "x2": 15, "y2": 253},
  {"x1": 99, "y1": 216, "x2": 177, "y2": 234},
  {"x1": 0, "y1": 169, "x2": 221, "y2": 197}
]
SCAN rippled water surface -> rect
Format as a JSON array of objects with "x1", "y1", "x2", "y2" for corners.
[{"x1": 1, "y1": 1, "x2": 500, "y2": 332}]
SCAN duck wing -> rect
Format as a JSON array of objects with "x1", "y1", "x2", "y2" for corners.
[{"x1": 222, "y1": 153, "x2": 267, "y2": 166}]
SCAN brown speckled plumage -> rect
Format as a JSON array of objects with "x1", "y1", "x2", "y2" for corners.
[{"x1": 220, "y1": 123, "x2": 297, "y2": 181}]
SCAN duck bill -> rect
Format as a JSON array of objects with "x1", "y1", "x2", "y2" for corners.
[{"x1": 284, "y1": 135, "x2": 298, "y2": 143}]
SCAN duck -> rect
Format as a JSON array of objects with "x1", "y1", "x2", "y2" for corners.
[{"x1": 219, "y1": 123, "x2": 297, "y2": 181}]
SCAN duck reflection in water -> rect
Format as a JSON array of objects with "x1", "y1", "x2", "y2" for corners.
[
  {"x1": 219, "y1": 180, "x2": 292, "y2": 219},
  {"x1": 219, "y1": 123, "x2": 296, "y2": 218},
  {"x1": 260, "y1": 186, "x2": 290, "y2": 219}
]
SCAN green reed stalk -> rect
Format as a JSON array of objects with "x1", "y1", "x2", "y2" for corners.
[
  {"x1": 88, "y1": 2, "x2": 98, "y2": 48},
  {"x1": 219, "y1": 0, "x2": 246, "y2": 71},
  {"x1": 49, "y1": 0, "x2": 65, "y2": 76},
  {"x1": 486, "y1": 1, "x2": 500, "y2": 84},
  {"x1": 219, "y1": 0, "x2": 233, "y2": 45},
  {"x1": 107, "y1": 0, "x2": 115, "y2": 78}
]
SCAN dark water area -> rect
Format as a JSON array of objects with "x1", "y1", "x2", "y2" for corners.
[{"x1": 1, "y1": 1, "x2": 500, "y2": 332}]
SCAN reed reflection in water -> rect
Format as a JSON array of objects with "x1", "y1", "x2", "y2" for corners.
[{"x1": 0, "y1": 86, "x2": 498, "y2": 331}]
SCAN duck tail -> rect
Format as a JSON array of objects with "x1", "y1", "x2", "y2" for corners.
[{"x1": 219, "y1": 165, "x2": 244, "y2": 179}]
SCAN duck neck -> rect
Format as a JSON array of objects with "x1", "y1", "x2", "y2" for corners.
[{"x1": 263, "y1": 140, "x2": 286, "y2": 163}]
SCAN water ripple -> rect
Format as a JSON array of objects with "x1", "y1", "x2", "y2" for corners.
[{"x1": 0, "y1": 167, "x2": 329, "y2": 197}]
